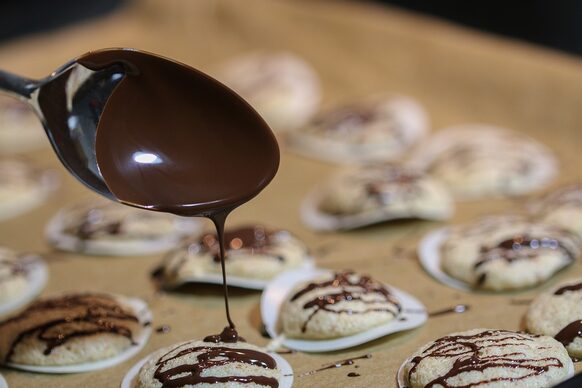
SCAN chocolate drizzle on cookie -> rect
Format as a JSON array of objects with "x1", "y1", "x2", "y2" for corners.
[
  {"x1": 555, "y1": 321, "x2": 582, "y2": 347},
  {"x1": 153, "y1": 342, "x2": 279, "y2": 387},
  {"x1": 554, "y1": 281, "x2": 582, "y2": 295},
  {"x1": 290, "y1": 271, "x2": 401, "y2": 333},
  {"x1": 0, "y1": 256, "x2": 26, "y2": 283},
  {"x1": 312, "y1": 106, "x2": 378, "y2": 135},
  {"x1": 474, "y1": 234, "x2": 576, "y2": 286},
  {"x1": 407, "y1": 330, "x2": 564, "y2": 387},
  {"x1": 0, "y1": 294, "x2": 139, "y2": 362},
  {"x1": 193, "y1": 225, "x2": 281, "y2": 263},
  {"x1": 363, "y1": 167, "x2": 422, "y2": 205},
  {"x1": 537, "y1": 185, "x2": 582, "y2": 211}
]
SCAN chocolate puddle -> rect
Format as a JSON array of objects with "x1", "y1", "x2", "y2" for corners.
[{"x1": 75, "y1": 49, "x2": 279, "y2": 385}]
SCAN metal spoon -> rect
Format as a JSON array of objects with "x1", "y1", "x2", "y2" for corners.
[{"x1": 0, "y1": 59, "x2": 124, "y2": 199}]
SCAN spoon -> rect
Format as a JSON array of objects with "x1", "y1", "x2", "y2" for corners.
[{"x1": 0, "y1": 57, "x2": 123, "y2": 199}]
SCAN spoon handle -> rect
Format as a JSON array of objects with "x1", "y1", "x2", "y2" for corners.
[{"x1": 0, "y1": 69, "x2": 38, "y2": 100}]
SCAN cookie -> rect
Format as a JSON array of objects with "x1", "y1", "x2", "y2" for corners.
[
  {"x1": 526, "y1": 278, "x2": 582, "y2": 358},
  {"x1": 281, "y1": 270, "x2": 401, "y2": 339},
  {"x1": 216, "y1": 51, "x2": 320, "y2": 131},
  {"x1": 136, "y1": 338, "x2": 281, "y2": 387},
  {"x1": 155, "y1": 225, "x2": 309, "y2": 287},
  {"x1": 403, "y1": 328, "x2": 572, "y2": 388},
  {"x1": 441, "y1": 215, "x2": 579, "y2": 291},
  {"x1": 0, "y1": 247, "x2": 29, "y2": 305},
  {"x1": 0, "y1": 96, "x2": 45, "y2": 154},
  {"x1": 0, "y1": 159, "x2": 56, "y2": 221},
  {"x1": 287, "y1": 95, "x2": 427, "y2": 163},
  {"x1": 46, "y1": 200, "x2": 201, "y2": 255},
  {"x1": 0, "y1": 293, "x2": 147, "y2": 366},
  {"x1": 302, "y1": 163, "x2": 453, "y2": 231},
  {"x1": 530, "y1": 184, "x2": 582, "y2": 239},
  {"x1": 408, "y1": 125, "x2": 557, "y2": 199}
]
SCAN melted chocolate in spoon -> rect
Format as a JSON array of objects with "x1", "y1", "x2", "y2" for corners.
[{"x1": 77, "y1": 49, "x2": 279, "y2": 340}]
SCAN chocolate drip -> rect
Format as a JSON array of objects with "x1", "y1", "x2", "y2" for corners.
[
  {"x1": 555, "y1": 321, "x2": 582, "y2": 346},
  {"x1": 290, "y1": 271, "x2": 401, "y2": 333},
  {"x1": 474, "y1": 235, "x2": 575, "y2": 287},
  {"x1": 407, "y1": 330, "x2": 563, "y2": 387},
  {"x1": 203, "y1": 326, "x2": 245, "y2": 343},
  {"x1": 153, "y1": 344, "x2": 278, "y2": 387},
  {"x1": 210, "y1": 211, "x2": 236, "y2": 330},
  {"x1": 0, "y1": 294, "x2": 139, "y2": 361},
  {"x1": 300, "y1": 354, "x2": 372, "y2": 377},
  {"x1": 555, "y1": 282, "x2": 582, "y2": 295}
]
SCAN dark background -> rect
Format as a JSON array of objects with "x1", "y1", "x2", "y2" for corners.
[
  {"x1": 0, "y1": 0, "x2": 581, "y2": 56},
  {"x1": 379, "y1": 0, "x2": 582, "y2": 55}
]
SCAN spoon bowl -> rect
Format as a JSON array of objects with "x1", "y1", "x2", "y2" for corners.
[
  {"x1": 0, "y1": 58, "x2": 125, "y2": 198},
  {"x1": 0, "y1": 49, "x2": 279, "y2": 211}
]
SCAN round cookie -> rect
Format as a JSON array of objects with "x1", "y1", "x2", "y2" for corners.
[
  {"x1": 403, "y1": 328, "x2": 572, "y2": 388},
  {"x1": 156, "y1": 225, "x2": 309, "y2": 287},
  {"x1": 287, "y1": 95, "x2": 427, "y2": 164},
  {"x1": 0, "y1": 247, "x2": 29, "y2": 305},
  {"x1": 0, "y1": 158, "x2": 57, "y2": 221},
  {"x1": 136, "y1": 339, "x2": 282, "y2": 387},
  {"x1": 46, "y1": 200, "x2": 201, "y2": 255},
  {"x1": 0, "y1": 96, "x2": 45, "y2": 154},
  {"x1": 530, "y1": 184, "x2": 582, "y2": 239},
  {"x1": 441, "y1": 215, "x2": 579, "y2": 291},
  {"x1": 216, "y1": 51, "x2": 320, "y2": 132},
  {"x1": 408, "y1": 125, "x2": 557, "y2": 199},
  {"x1": 0, "y1": 293, "x2": 147, "y2": 366},
  {"x1": 303, "y1": 163, "x2": 453, "y2": 231},
  {"x1": 526, "y1": 278, "x2": 582, "y2": 358},
  {"x1": 281, "y1": 270, "x2": 401, "y2": 339}
]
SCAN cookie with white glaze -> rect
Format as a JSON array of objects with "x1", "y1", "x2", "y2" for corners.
[
  {"x1": 216, "y1": 51, "x2": 320, "y2": 132},
  {"x1": 303, "y1": 163, "x2": 453, "y2": 231},
  {"x1": 403, "y1": 328, "x2": 572, "y2": 388},
  {"x1": 0, "y1": 247, "x2": 29, "y2": 305},
  {"x1": 0, "y1": 96, "x2": 45, "y2": 154},
  {"x1": 46, "y1": 200, "x2": 201, "y2": 255},
  {"x1": 288, "y1": 95, "x2": 427, "y2": 163},
  {"x1": 156, "y1": 225, "x2": 309, "y2": 287},
  {"x1": 281, "y1": 270, "x2": 401, "y2": 339},
  {"x1": 441, "y1": 215, "x2": 579, "y2": 291},
  {"x1": 0, "y1": 293, "x2": 146, "y2": 366},
  {"x1": 136, "y1": 338, "x2": 282, "y2": 388},
  {"x1": 0, "y1": 159, "x2": 56, "y2": 221},
  {"x1": 408, "y1": 125, "x2": 557, "y2": 199},
  {"x1": 526, "y1": 278, "x2": 582, "y2": 358}
]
